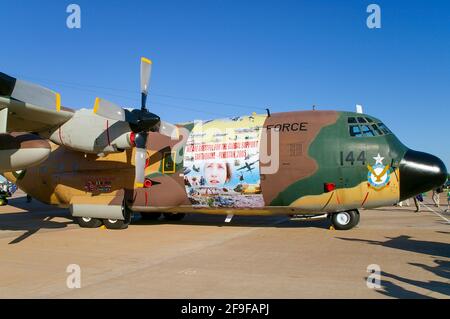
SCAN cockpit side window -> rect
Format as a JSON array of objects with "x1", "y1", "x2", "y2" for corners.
[
  {"x1": 378, "y1": 123, "x2": 392, "y2": 134},
  {"x1": 371, "y1": 124, "x2": 383, "y2": 135},
  {"x1": 361, "y1": 125, "x2": 375, "y2": 137},
  {"x1": 349, "y1": 125, "x2": 362, "y2": 137}
]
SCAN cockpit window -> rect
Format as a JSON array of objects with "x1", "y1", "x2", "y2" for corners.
[
  {"x1": 378, "y1": 123, "x2": 392, "y2": 134},
  {"x1": 361, "y1": 125, "x2": 375, "y2": 137},
  {"x1": 349, "y1": 125, "x2": 362, "y2": 137},
  {"x1": 357, "y1": 117, "x2": 367, "y2": 123},
  {"x1": 347, "y1": 117, "x2": 392, "y2": 137},
  {"x1": 371, "y1": 124, "x2": 383, "y2": 135}
]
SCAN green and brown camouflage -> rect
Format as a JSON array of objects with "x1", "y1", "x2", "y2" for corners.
[
  {"x1": 1, "y1": 66, "x2": 447, "y2": 230},
  {"x1": 3, "y1": 109, "x2": 447, "y2": 223}
]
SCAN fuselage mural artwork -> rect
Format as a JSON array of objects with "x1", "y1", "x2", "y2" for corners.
[{"x1": 183, "y1": 115, "x2": 266, "y2": 208}]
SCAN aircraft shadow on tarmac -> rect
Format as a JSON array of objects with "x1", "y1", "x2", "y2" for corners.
[
  {"x1": 376, "y1": 259, "x2": 450, "y2": 299},
  {"x1": 0, "y1": 197, "x2": 73, "y2": 245},
  {"x1": 337, "y1": 235, "x2": 450, "y2": 259},
  {"x1": 339, "y1": 236, "x2": 450, "y2": 298},
  {"x1": 1, "y1": 197, "x2": 334, "y2": 244},
  {"x1": 133, "y1": 214, "x2": 332, "y2": 229}
]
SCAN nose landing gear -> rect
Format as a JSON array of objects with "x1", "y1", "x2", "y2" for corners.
[{"x1": 329, "y1": 210, "x2": 360, "y2": 230}]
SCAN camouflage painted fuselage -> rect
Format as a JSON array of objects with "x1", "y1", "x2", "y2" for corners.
[{"x1": 2, "y1": 110, "x2": 417, "y2": 215}]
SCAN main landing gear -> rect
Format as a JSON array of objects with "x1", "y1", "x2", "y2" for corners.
[
  {"x1": 329, "y1": 210, "x2": 360, "y2": 230},
  {"x1": 76, "y1": 216, "x2": 131, "y2": 230},
  {"x1": 76, "y1": 211, "x2": 187, "y2": 229},
  {"x1": 76, "y1": 205, "x2": 132, "y2": 230},
  {"x1": 76, "y1": 217, "x2": 102, "y2": 228}
]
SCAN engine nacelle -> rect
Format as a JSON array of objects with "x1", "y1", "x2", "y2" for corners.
[
  {"x1": 0, "y1": 132, "x2": 51, "y2": 171},
  {"x1": 48, "y1": 109, "x2": 132, "y2": 154}
]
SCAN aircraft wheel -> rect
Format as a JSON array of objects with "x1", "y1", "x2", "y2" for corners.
[
  {"x1": 163, "y1": 213, "x2": 186, "y2": 221},
  {"x1": 331, "y1": 210, "x2": 359, "y2": 230},
  {"x1": 103, "y1": 205, "x2": 131, "y2": 230},
  {"x1": 0, "y1": 198, "x2": 7, "y2": 206},
  {"x1": 77, "y1": 217, "x2": 102, "y2": 228},
  {"x1": 140, "y1": 212, "x2": 162, "y2": 221},
  {"x1": 103, "y1": 219, "x2": 129, "y2": 229}
]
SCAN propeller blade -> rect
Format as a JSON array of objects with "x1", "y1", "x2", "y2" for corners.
[
  {"x1": 0, "y1": 72, "x2": 61, "y2": 111},
  {"x1": 134, "y1": 147, "x2": 147, "y2": 187},
  {"x1": 93, "y1": 97, "x2": 126, "y2": 122},
  {"x1": 134, "y1": 132, "x2": 148, "y2": 187},
  {"x1": 140, "y1": 57, "x2": 152, "y2": 110},
  {"x1": 158, "y1": 120, "x2": 179, "y2": 139}
]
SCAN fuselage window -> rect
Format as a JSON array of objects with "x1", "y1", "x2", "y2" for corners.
[
  {"x1": 162, "y1": 151, "x2": 176, "y2": 173},
  {"x1": 365, "y1": 117, "x2": 374, "y2": 123},
  {"x1": 347, "y1": 117, "x2": 357, "y2": 124},
  {"x1": 349, "y1": 125, "x2": 362, "y2": 137}
]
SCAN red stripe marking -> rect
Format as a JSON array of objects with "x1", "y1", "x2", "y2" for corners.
[
  {"x1": 106, "y1": 120, "x2": 111, "y2": 146},
  {"x1": 361, "y1": 192, "x2": 370, "y2": 207}
]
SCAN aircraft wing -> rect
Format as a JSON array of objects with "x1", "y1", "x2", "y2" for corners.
[
  {"x1": 0, "y1": 72, "x2": 74, "y2": 133},
  {"x1": 0, "y1": 96, "x2": 74, "y2": 133}
]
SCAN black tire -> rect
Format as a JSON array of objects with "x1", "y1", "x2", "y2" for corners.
[
  {"x1": 140, "y1": 213, "x2": 162, "y2": 221},
  {"x1": 76, "y1": 217, "x2": 103, "y2": 228},
  {"x1": 163, "y1": 213, "x2": 186, "y2": 221},
  {"x1": 103, "y1": 218, "x2": 129, "y2": 229},
  {"x1": 331, "y1": 210, "x2": 359, "y2": 230},
  {"x1": 103, "y1": 204, "x2": 132, "y2": 230}
]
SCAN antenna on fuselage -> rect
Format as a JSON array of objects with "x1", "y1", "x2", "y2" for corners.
[
  {"x1": 356, "y1": 104, "x2": 363, "y2": 114},
  {"x1": 265, "y1": 108, "x2": 271, "y2": 117}
]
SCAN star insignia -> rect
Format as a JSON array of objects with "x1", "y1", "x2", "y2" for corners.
[{"x1": 373, "y1": 153, "x2": 384, "y2": 165}]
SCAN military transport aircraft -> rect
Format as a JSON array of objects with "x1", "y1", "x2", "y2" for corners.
[{"x1": 0, "y1": 58, "x2": 447, "y2": 230}]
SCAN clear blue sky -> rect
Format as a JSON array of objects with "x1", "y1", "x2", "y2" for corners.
[{"x1": 1, "y1": 0, "x2": 449, "y2": 166}]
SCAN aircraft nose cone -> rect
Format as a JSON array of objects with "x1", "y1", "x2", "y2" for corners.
[{"x1": 399, "y1": 149, "x2": 447, "y2": 201}]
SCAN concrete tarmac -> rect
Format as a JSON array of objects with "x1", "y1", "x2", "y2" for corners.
[{"x1": 0, "y1": 192, "x2": 449, "y2": 299}]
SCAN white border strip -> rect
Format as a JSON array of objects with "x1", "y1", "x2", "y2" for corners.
[{"x1": 422, "y1": 201, "x2": 450, "y2": 224}]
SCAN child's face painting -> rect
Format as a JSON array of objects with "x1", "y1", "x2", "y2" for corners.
[{"x1": 204, "y1": 162, "x2": 227, "y2": 186}]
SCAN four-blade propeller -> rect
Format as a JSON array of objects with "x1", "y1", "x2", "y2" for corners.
[{"x1": 93, "y1": 57, "x2": 176, "y2": 188}]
